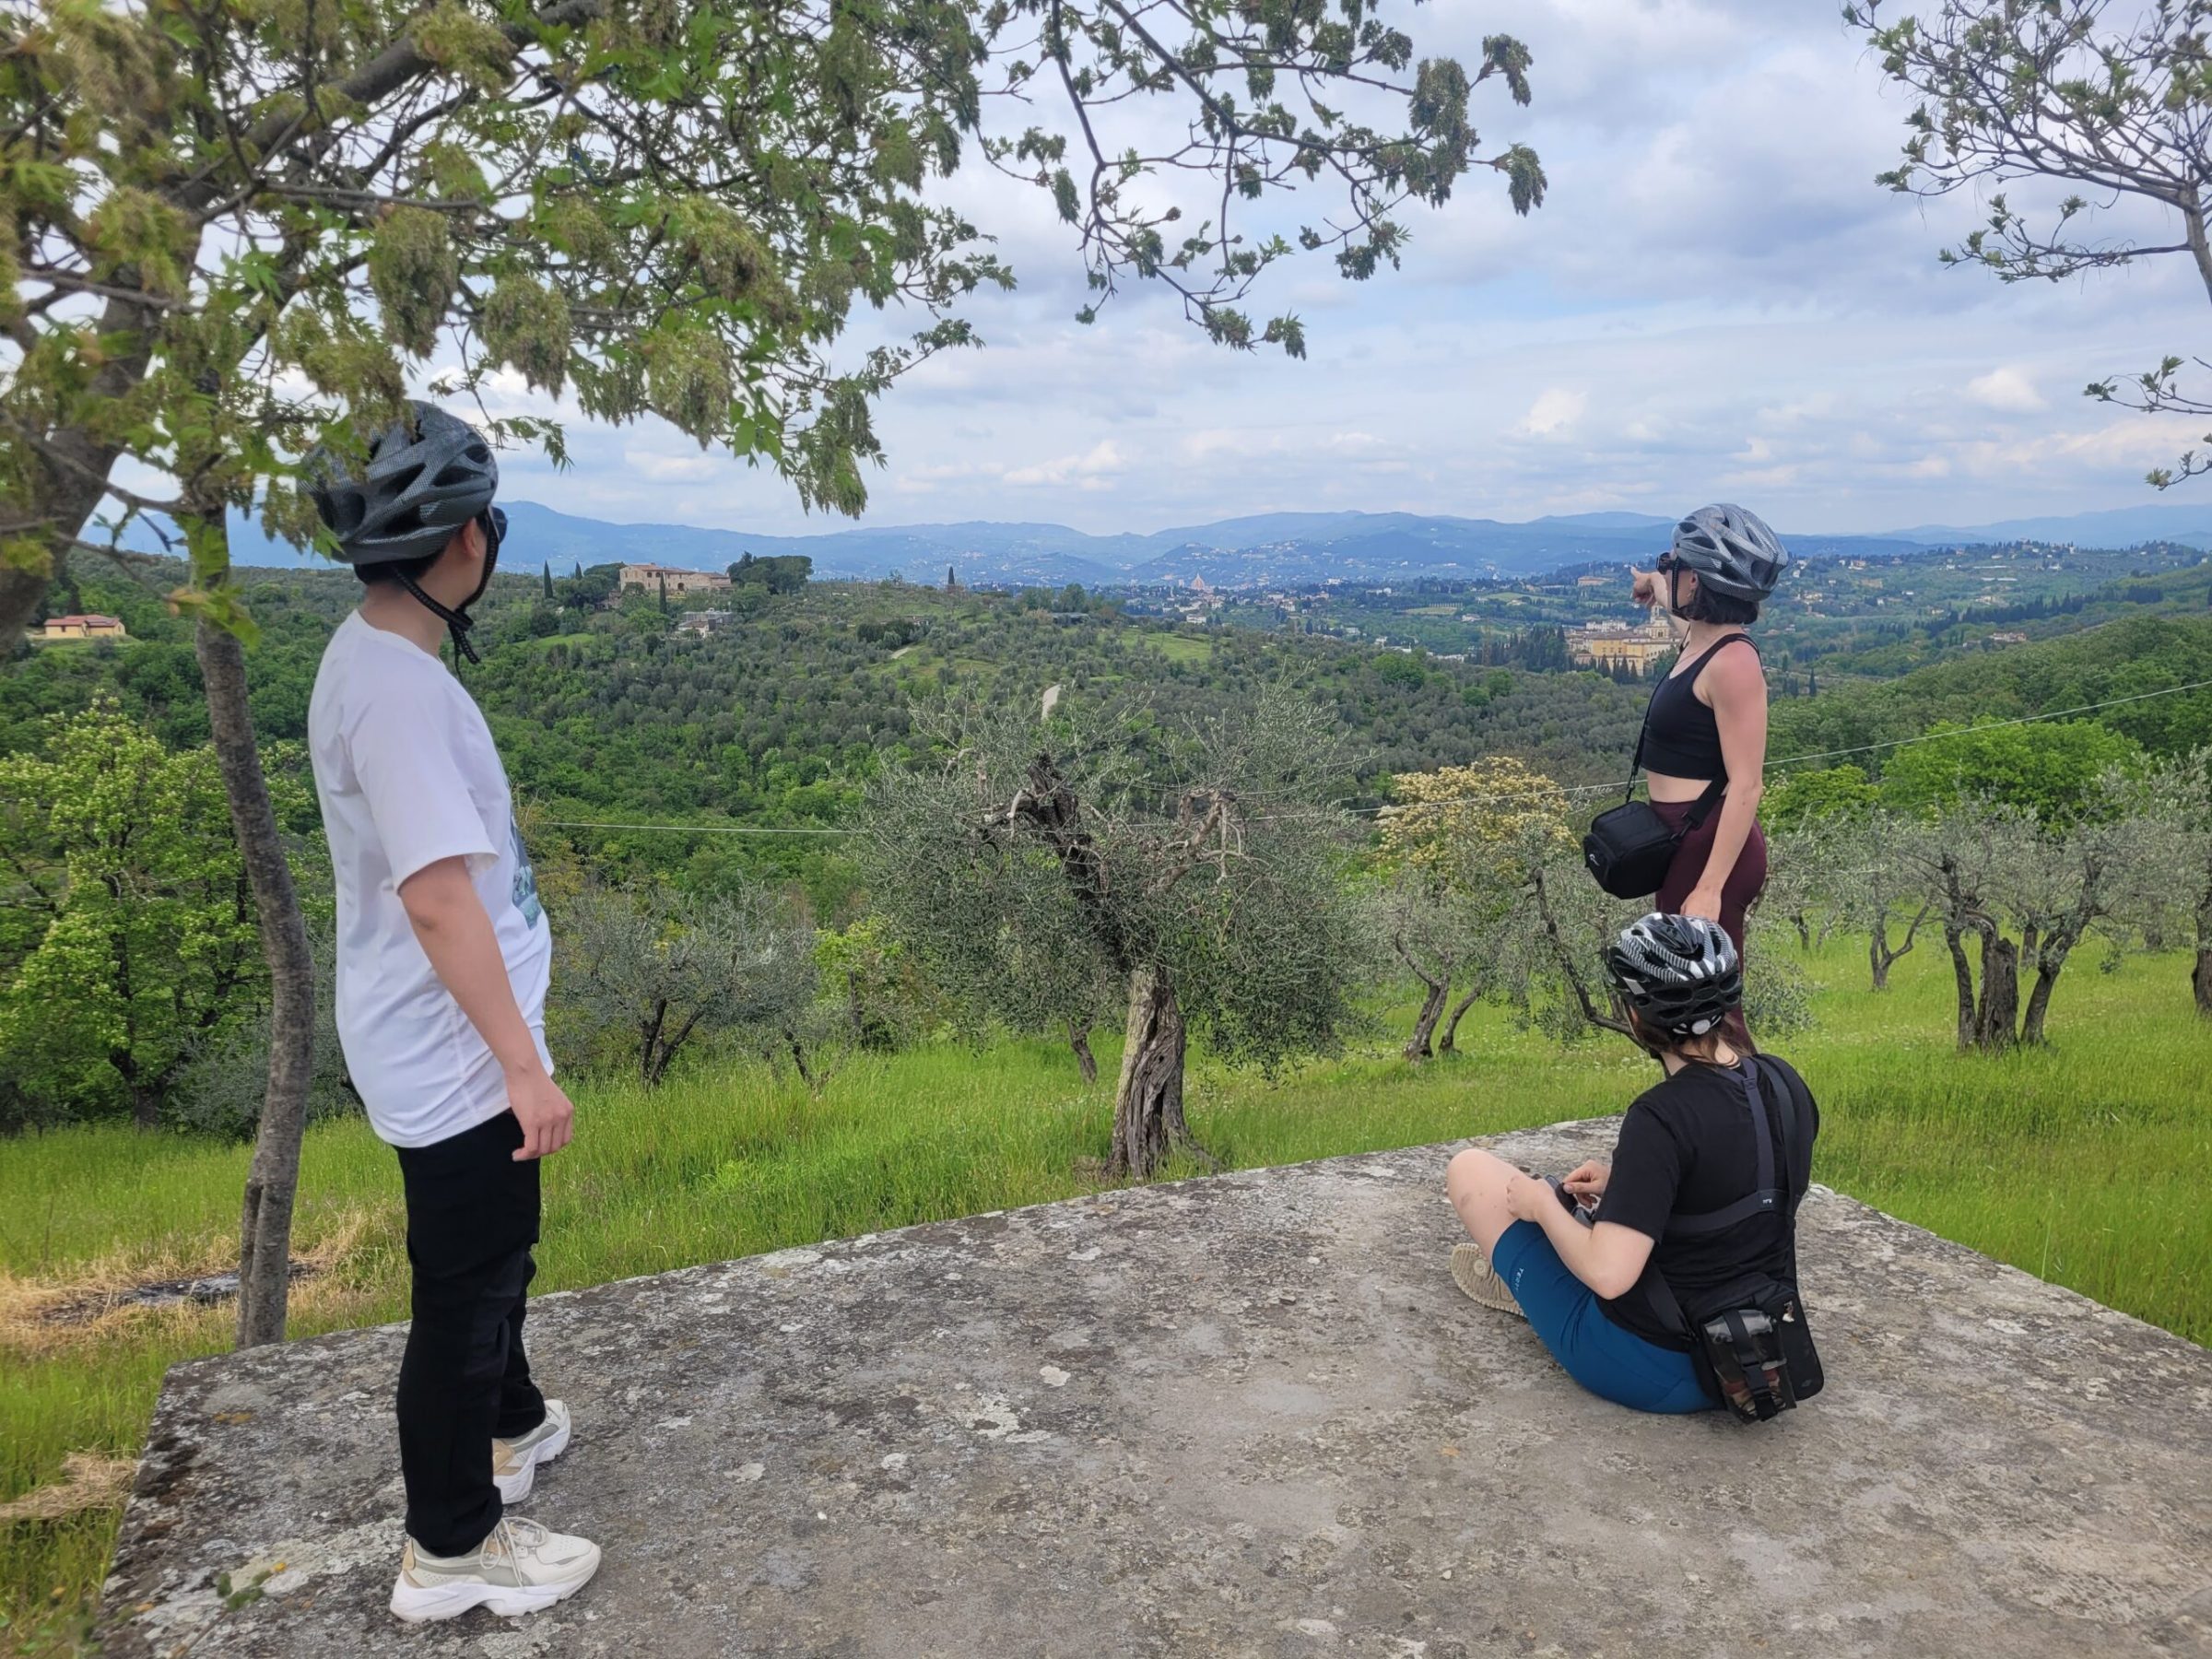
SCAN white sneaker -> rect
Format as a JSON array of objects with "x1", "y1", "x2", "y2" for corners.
[
  {"x1": 389, "y1": 1517, "x2": 602, "y2": 1624},
  {"x1": 493, "y1": 1399, "x2": 572, "y2": 1503}
]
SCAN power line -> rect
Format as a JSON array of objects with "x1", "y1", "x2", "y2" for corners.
[{"x1": 529, "y1": 673, "x2": 2212, "y2": 839}]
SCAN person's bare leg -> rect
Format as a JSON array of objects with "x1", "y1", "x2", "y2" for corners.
[{"x1": 1445, "y1": 1147, "x2": 1521, "y2": 1254}]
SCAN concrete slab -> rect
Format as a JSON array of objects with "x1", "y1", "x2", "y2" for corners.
[{"x1": 100, "y1": 1119, "x2": 2212, "y2": 1658}]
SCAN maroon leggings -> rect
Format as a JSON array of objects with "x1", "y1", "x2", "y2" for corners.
[{"x1": 1652, "y1": 796, "x2": 1767, "y2": 1049}]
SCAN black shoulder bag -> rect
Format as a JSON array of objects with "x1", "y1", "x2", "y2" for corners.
[
  {"x1": 1642, "y1": 1056, "x2": 1824, "y2": 1422},
  {"x1": 1581, "y1": 636, "x2": 1747, "y2": 900}
]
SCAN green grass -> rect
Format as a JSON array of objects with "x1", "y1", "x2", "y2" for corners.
[
  {"x1": 4, "y1": 938, "x2": 2208, "y2": 1648},
  {"x1": 1144, "y1": 632, "x2": 1214, "y2": 665}
]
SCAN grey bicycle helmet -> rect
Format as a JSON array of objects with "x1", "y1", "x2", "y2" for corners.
[
  {"x1": 308, "y1": 402, "x2": 498, "y2": 568},
  {"x1": 1668, "y1": 503, "x2": 1789, "y2": 601},
  {"x1": 1602, "y1": 912, "x2": 1742, "y2": 1040},
  {"x1": 308, "y1": 403, "x2": 502, "y2": 663}
]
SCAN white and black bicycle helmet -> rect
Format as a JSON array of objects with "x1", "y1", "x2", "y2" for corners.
[
  {"x1": 1667, "y1": 503, "x2": 1789, "y2": 602},
  {"x1": 1602, "y1": 912, "x2": 1742, "y2": 1040},
  {"x1": 308, "y1": 403, "x2": 502, "y2": 662}
]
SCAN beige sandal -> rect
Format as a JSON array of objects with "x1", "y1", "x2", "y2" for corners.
[{"x1": 1451, "y1": 1244, "x2": 1526, "y2": 1319}]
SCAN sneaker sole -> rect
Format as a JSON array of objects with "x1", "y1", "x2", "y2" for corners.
[
  {"x1": 493, "y1": 1413, "x2": 572, "y2": 1505},
  {"x1": 389, "y1": 1549, "x2": 601, "y2": 1624},
  {"x1": 1451, "y1": 1244, "x2": 1526, "y2": 1319}
]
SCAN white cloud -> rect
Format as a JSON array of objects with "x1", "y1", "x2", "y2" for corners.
[
  {"x1": 1516, "y1": 388, "x2": 1588, "y2": 438},
  {"x1": 1001, "y1": 440, "x2": 1128, "y2": 489},
  {"x1": 1966, "y1": 367, "x2": 2049, "y2": 413},
  {"x1": 472, "y1": 2, "x2": 2209, "y2": 537}
]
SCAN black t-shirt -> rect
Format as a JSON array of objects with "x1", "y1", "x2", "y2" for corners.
[{"x1": 1594, "y1": 1054, "x2": 1819, "y2": 1350}]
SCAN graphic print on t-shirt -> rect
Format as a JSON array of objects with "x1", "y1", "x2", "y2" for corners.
[{"x1": 510, "y1": 819, "x2": 543, "y2": 928}]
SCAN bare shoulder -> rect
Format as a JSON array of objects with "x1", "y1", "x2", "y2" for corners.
[{"x1": 1698, "y1": 634, "x2": 1767, "y2": 705}]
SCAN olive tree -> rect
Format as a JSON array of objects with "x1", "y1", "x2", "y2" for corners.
[
  {"x1": 2149, "y1": 752, "x2": 2212, "y2": 1013},
  {"x1": 1907, "y1": 790, "x2": 2169, "y2": 1050},
  {"x1": 1, "y1": 0, "x2": 1547, "y2": 1343},
  {"x1": 1373, "y1": 757, "x2": 1571, "y2": 1058},
  {"x1": 1850, "y1": 0, "x2": 2212, "y2": 485},
  {"x1": 860, "y1": 690, "x2": 1369, "y2": 1178},
  {"x1": 554, "y1": 885, "x2": 817, "y2": 1087}
]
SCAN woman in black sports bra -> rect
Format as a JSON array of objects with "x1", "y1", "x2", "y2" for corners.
[{"x1": 1628, "y1": 505, "x2": 1791, "y2": 1048}]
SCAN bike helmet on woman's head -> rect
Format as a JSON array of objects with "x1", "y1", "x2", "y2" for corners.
[
  {"x1": 1667, "y1": 503, "x2": 1789, "y2": 602},
  {"x1": 1602, "y1": 912, "x2": 1742, "y2": 1040},
  {"x1": 308, "y1": 402, "x2": 498, "y2": 567},
  {"x1": 307, "y1": 402, "x2": 502, "y2": 663}
]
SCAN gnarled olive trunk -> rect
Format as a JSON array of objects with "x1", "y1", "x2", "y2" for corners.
[
  {"x1": 1439, "y1": 984, "x2": 1481, "y2": 1054},
  {"x1": 1404, "y1": 973, "x2": 1447, "y2": 1062},
  {"x1": 1971, "y1": 931, "x2": 2019, "y2": 1053},
  {"x1": 1067, "y1": 1021, "x2": 1099, "y2": 1085},
  {"x1": 197, "y1": 617, "x2": 317, "y2": 1349},
  {"x1": 2195, "y1": 881, "x2": 2212, "y2": 1018},
  {"x1": 1869, "y1": 902, "x2": 1928, "y2": 992},
  {"x1": 1110, "y1": 965, "x2": 1186, "y2": 1179}
]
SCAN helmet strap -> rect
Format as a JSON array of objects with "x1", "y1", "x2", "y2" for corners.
[{"x1": 392, "y1": 571, "x2": 481, "y2": 667}]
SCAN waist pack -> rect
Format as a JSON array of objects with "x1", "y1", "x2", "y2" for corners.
[
  {"x1": 1583, "y1": 794, "x2": 1713, "y2": 900},
  {"x1": 1642, "y1": 1056, "x2": 1823, "y2": 1422},
  {"x1": 1582, "y1": 705, "x2": 1724, "y2": 901}
]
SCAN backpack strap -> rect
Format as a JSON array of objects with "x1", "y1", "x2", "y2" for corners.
[
  {"x1": 1661, "y1": 1057, "x2": 1785, "y2": 1238},
  {"x1": 1642, "y1": 1056, "x2": 1814, "y2": 1390}
]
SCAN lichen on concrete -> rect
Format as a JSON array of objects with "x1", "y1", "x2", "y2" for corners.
[{"x1": 100, "y1": 1119, "x2": 2212, "y2": 1657}]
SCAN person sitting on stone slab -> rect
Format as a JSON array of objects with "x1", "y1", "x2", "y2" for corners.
[
  {"x1": 306, "y1": 404, "x2": 601, "y2": 1623},
  {"x1": 1442, "y1": 912, "x2": 1819, "y2": 1415}
]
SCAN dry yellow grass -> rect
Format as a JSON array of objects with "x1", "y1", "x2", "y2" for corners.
[
  {"x1": 0, "y1": 1455, "x2": 135, "y2": 1526},
  {"x1": 0, "y1": 1207, "x2": 382, "y2": 1363}
]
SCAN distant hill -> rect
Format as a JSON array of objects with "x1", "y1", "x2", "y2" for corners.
[{"x1": 202, "y1": 500, "x2": 2212, "y2": 588}]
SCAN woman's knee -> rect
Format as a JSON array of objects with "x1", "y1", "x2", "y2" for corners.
[{"x1": 1445, "y1": 1147, "x2": 1515, "y2": 1246}]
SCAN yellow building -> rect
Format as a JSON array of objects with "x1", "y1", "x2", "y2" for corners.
[
  {"x1": 619, "y1": 562, "x2": 731, "y2": 596},
  {"x1": 40, "y1": 613, "x2": 128, "y2": 641},
  {"x1": 1567, "y1": 613, "x2": 1673, "y2": 672}
]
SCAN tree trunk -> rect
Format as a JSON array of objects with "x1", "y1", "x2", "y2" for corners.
[
  {"x1": 1870, "y1": 902, "x2": 1928, "y2": 992},
  {"x1": 1439, "y1": 985, "x2": 1481, "y2": 1054},
  {"x1": 1404, "y1": 974, "x2": 1447, "y2": 1062},
  {"x1": 1943, "y1": 922, "x2": 1976, "y2": 1052},
  {"x1": 2194, "y1": 879, "x2": 2212, "y2": 1018},
  {"x1": 0, "y1": 288, "x2": 165, "y2": 639},
  {"x1": 1067, "y1": 1021, "x2": 1098, "y2": 1085},
  {"x1": 1973, "y1": 932, "x2": 2019, "y2": 1053},
  {"x1": 198, "y1": 618, "x2": 318, "y2": 1350},
  {"x1": 2020, "y1": 961, "x2": 2064, "y2": 1046},
  {"x1": 1792, "y1": 912, "x2": 1811, "y2": 951},
  {"x1": 1530, "y1": 865, "x2": 1634, "y2": 1038},
  {"x1": 1110, "y1": 964, "x2": 1185, "y2": 1179}
]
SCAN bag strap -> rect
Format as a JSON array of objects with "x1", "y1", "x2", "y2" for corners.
[
  {"x1": 1661, "y1": 1056, "x2": 1804, "y2": 1238},
  {"x1": 1643, "y1": 1055, "x2": 1813, "y2": 1366},
  {"x1": 1623, "y1": 676, "x2": 1664, "y2": 806}
]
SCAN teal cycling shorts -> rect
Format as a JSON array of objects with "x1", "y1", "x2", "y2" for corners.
[{"x1": 1489, "y1": 1220, "x2": 1713, "y2": 1415}]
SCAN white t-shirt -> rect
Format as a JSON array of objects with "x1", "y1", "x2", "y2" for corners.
[{"x1": 308, "y1": 611, "x2": 553, "y2": 1147}]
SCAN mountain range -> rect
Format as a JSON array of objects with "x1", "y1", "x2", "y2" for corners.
[{"x1": 211, "y1": 501, "x2": 2212, "y2": 589}]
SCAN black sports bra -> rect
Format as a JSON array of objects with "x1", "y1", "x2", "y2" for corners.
[{"x1": 1639, "y1": 634, "x2": 1760, "y2": 781}]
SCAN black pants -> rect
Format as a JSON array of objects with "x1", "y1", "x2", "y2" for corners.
[{"x1": 394, "y1": 1110, "x2": 547, "y2": 1557}]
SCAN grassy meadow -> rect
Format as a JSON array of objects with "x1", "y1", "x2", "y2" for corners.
[{"x1": 4, "y1": 935, "x2": 2209, "y2": 1649}]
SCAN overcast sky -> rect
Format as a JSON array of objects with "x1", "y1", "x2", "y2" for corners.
[{"x1": 484, "y1": 0, "x2": 2207, "y2": 539}]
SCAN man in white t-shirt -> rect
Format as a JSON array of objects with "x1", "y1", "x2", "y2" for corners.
[{"x1": 305, "y1": 404, "x2": 601, "y2": 1624}]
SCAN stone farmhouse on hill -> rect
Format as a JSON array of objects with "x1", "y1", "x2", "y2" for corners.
[
  {"x1": 619, "y1": 562, "x2": 731, "y2": 597},
  {"x1": 38, "y1": 613, "x2": 128, "y2": 641}
]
